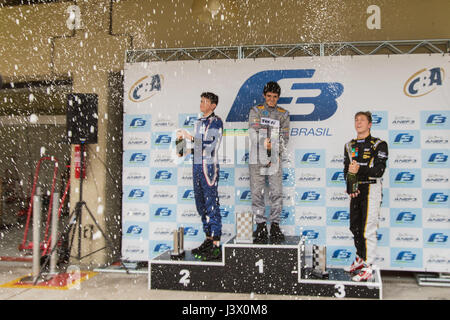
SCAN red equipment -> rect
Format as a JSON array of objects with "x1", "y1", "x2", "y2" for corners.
[{"x1": 19, "y1": 157, "x2": 70, "y2": 254}]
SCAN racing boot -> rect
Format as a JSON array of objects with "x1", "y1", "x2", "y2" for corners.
[
  {"x1": 253, "y1": 223, "x2": 268, "y2": 244},
  {"x1": 269, "y1": 223, "x2": 285, "y2": 244},
  {"x1": 198, "y1": 244, "x2": 222, "y2": 261},
  {"x1": 352, "y1": 264, "x2": 374, "y2": 282},
  {"x1": 191, "y1": 238, "x2": 213, "y2": 257},
  {"x1": 344, "y1": 256, "x2": 365, "y2": 273}
]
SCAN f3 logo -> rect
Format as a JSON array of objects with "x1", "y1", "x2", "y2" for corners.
[{"x1": 226, "y1": 70, "x2": 344, "y2": 122}]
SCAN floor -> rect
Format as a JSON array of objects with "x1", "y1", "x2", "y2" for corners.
[{"x1": 1, "y1": 222, "x2": 449, "y2": 300}]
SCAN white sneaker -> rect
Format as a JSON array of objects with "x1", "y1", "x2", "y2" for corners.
[
  {"x1": 352, "y1": 266, "x2": 374, "y2": 282},
  {"x1": 344, "y1": 256, "x2": 365, "y2": 273}
]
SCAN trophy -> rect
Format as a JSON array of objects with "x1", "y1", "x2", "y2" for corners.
[
  {"x1": 311, "y1": 245, "x2": 329, "y2": 279},
  {"x1": 170, "y1": 227, "x2": 185, "y2": 260}
]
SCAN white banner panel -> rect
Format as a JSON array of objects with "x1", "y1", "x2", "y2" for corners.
[{"x1": 123, "y1": 54, "x2": 449, "y2": 272}]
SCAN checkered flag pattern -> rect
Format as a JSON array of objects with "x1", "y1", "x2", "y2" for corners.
[
  {"x1": 312, "y1": 245, "x2": 327, "y2": 272},
  {"x1": 236, "y1": 212, "x2": 254, "y2": 243}
]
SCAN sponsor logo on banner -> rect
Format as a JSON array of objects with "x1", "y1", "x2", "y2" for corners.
[
  {"x1": 326, "y1": 188, "x2": 350, "y2": 206},
  {"x1": 377, "y1": 228, "x2": 390, "y2": 247},
  {"x1": 218, "y1": 187, "x2": 234, "y2": 205},
  {"x1": 282, "y1": 168, "x2": 295, "y2": 187},
  {"x1": 178, "y1": 187, "x2": 195, "y2": 203},
  {"x1": 327, "y1": 227, "x2": 354, "y2": 245},
  {"x1": 327, "y1": 247, "x2": 355, "y2": 266},
  {"x1": 178, "y1": 168, "x2": 193, "y2": 185},
  {"x1": 389, "y1": 114, "x2": 417, "y2": 129},
  {"x1": 371, "y1": 111, "x2": 388, "y2": 130},
  {"x1": 326, "y1": 207, "x2": 350, "y2": 226},
  {"x1": 150, "y1": 150, "x2": 176, "y2": 167},
  {"x1": 150, "y1": 204, "x2": 177, "y2": 222},
  {"x1": 220, "y1": 206, "x2": 235, "y2": 225},
  {"x1": 423, "y1": 209, "x2": 450, "y2": 228},
  {"x1": 236, "y1": 188, "x2": 252, "y2": 205},
  {"x1": 123, "y1": 222, "x2": 148, "y2": 239},
  {"x1": 295, "y1": 150, "x2": 325, "y2": 168},
  {"x1": 326, "y1": 169, "x2": 345, "y2": 187},
  {"x1": 390, "y1": 169, "x2": 421, "y2": 188},
  {"x1": 179, "y1": 114, "x2": 199, "y2": 129},
  {"x1": 390, "y1": 189, "x2": 421, "y2": 208},
  {"x1": 124, "y1": 133, "x2": 151, "y2": 149},
  {"x1": 124, "y1": 151, "x2": 150, "y2": 167},
  {"x1": 149, "y1": 187, "x2": 177, "y2": 204},
  {"x1": 297, "y1": 226, "x2": 326, "y2": 245},
  {"x1": 422, "y1": 150, "x2": 449, "y2": 168},
  {"x1": 218, "y1": 168, "x2": 235, "y2": 186},
  {"x1": 226, "y1": 69, "x2": 343, "y2": 122},
  {"x1": 296, "y1": 188, "x2": 325, "y2": 206},
  {"x1": 391, "y1": 248, "x2": 422, "y2": 268},
  {"x1": 295, "y1": 207, "x2": 325, "y2": 226},
  {"x1": 235, "y1": 168, "x2": 250, "y2": 187},
  {"x1": 390, "y1": 208, "x2": 422, "y2": 228},
  {"x1": 153, "y1": 117, "x2": 176, "y2": 130},
  {"x1": 122, "y1": 240, "x2": 148, "y2": 260},
  {"x1": 423, "y1": 250, "x2": 450, "y2": 270},
  {"x1": 404, "y1": 67, "x2": 444, "y2": 98},
  {"x1": 421, "y1": 111, "x2": 449, "y2": 130},
  {"x1": 390, "y1": 150, "x2": 420, "y2": 168},
  {"x1": 128, "y1": 74, "x2": 162, "y2": 103},
  {"x1": 282, "y1": 188, "x2": 295, "y2": 206},
  {"x1": 151, "y1": 242, "x2": 172, "y2": 254},
  {"x1": 390, "y1": 228, "x2": 422, "y2": 248},
  {"x1": 124, "y1": 187, "x2": 148, "y2": 203},
  {"x1": 423, "y1": 190, "x2": 449, "y2": 208},
  {"x1": 176, "y1": 205, "x2": 201, "y2": 224},
  {"x1": 389, "y1": 130, "x2": 420, "y2": 149},
  {"x1": 150, "y1": 168, "x2": 177, "y2": 185},
  {"x1": 123, "y1": 168, "x2": 150, "y2": 186},
  {"x1": 149, "y1": 222, "x2": 176, "y2": 240},
  {"x1": 328, "y1": 153, "x2": 344, "y2": 168},
  {"x1": 181, "y1": 224, "x2": 203, "y2": 242},
  {"x1": 422, "y1": 132, "x2": 449, "y2": 147},
  {"x1": 151, "y1": 132, "x2": 173, "y2": 149},
  {"x1": 125, "y1": 115, "x2": 151, "y2": 132},
  {"x1": 278, "y1": 206, "x2": 295, "y2": 225},
  {"x1": 424, "y1": 230, "x2": 449, "y2": 248},
  {"x1": 422, "y1": 169, "x2": 449, "y2": 188},
  {"x1": 123, "y1": 203, "x2": 149, "y2": 221},
  {"x1": 295, "y1": 169, "x2": 324, "y2": 187}
]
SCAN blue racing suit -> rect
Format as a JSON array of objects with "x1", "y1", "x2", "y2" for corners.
[{"x1": 192, "y1": 112, "x2": 223, "y2": 241}]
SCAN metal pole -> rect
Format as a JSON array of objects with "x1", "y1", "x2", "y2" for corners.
[
  {"x1": 50, "y1": 192, "x2": 59, "y2": 274},
  {"x1": 32, "y1": 195, "x2": 41, "y2": 282}
]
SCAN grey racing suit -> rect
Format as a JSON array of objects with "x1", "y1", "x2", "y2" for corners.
[{"x1": 248, "y1": 103, "x2": 290, "y2": 224}]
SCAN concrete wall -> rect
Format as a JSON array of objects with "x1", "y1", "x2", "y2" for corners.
[{"x1": 0, "y1": 0, "x2": 449, "y2": 266}]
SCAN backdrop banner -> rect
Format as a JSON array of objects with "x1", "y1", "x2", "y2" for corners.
[{"x1": 122, "y1": 54, "x2": 449, "y2": 272}]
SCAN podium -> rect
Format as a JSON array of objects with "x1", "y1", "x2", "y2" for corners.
[{"x1": 149, "y1": 236, "x2": 382, "y2": 299}]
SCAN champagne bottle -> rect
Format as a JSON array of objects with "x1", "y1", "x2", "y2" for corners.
[
  {"x1": 346, "y1": 172, "x2": 358, "y2": 194},
  {"x1": 175, "y1": 137, "x2": 186, "y2": 157}
]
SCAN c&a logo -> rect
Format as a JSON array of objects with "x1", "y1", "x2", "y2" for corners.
[
  {"x1": 129, "y1": 74, "x2": 162, "y2": 102},
  {"x1": 404, "y1": 67, "x2": 444, "y2": 98},
  {"x1": 226, "y1": 69, "x2": 343, "y2": 122}
]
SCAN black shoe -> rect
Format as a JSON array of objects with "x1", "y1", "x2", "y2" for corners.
[
  {"x1": 191, "y1": 238, "x2": 213, "y2": 257},
  {"x1": 198, "y1": 244, "x2": 222, "y2": 261},
  {"x1": 253, "y1": 223, "x2": 268, "y2": 244},
  {"x1": 269, "y1": 223, "x2": 285, "y2": 243}
]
